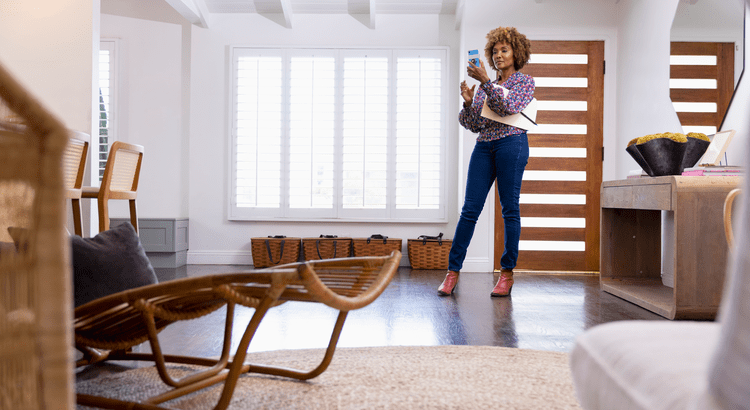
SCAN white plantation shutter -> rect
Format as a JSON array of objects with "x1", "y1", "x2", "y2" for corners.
[
  {"x1": 229, "y1": 47, "x2": 447, "y2": 222},
  {"x1": 289, "y1": 52, "x2": 336, "y2": 215},
  {"x1": 396, "y1": 52, "x2": 443, "y2": 211},
  {"x1": 233, "y1": 51, "x2": 283, "y2": 214},
  {"x1": 342, "y1": 52, "x2": 390, "y2": 211}
]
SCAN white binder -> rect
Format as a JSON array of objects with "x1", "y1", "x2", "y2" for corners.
[{"x1": 480, "y1": 84, "x2": 537, "y2": 131}]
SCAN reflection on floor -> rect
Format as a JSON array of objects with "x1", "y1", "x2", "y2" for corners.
[{"x1": 132, "y1": 265, "x2": 666, "y2": 358}]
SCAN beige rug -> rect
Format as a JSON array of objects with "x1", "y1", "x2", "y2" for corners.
[{"x1": 77, "y1": 345, "x2": 582, "y2": 409}]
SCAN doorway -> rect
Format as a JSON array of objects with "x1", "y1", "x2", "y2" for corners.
[{"x1": 494, "y1": 40, "x2": 604, "y2": 272}]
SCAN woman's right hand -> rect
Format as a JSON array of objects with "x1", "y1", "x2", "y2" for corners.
[{"x1": 460, "y1": 80, "x2": 476, "y2": 106}]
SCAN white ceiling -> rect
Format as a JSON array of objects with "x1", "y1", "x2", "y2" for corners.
[
  {"x1": 203, "y1": 0, "x2": 459, "y2": 15},
  {"x1": 101, "y1": 0, "x2": 737, "y2": 31}
]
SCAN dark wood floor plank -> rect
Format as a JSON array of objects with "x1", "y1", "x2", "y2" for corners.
[
  {"x1": 76, "y1": 264, "x2": 674, "y2": 382},
  {"x1": 98, "y1": 264, "x2": 669, "y2": 361}
]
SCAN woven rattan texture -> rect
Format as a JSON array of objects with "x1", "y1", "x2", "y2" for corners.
[
  {"x1": 352, "y1": 238, "x2": 403, "y2": 257},
  {"x1": 302, "y1": 238, "x2": 352, "y2": 260},
  {"x1": 0, "y1": 61, "x2": 73, "y2": 409},
  {"x1": 407, "y1": 239, "x2": 452, "y2": 269},
  {"x1": 251, "y1": 237, "x2": 302, "y2": 268}
]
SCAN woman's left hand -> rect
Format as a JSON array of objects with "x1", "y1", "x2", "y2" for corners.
[{"x1": 467, "y1": 59, "x2": 491, "y2": 85}]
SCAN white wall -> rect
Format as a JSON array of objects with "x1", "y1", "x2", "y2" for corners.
[
  {"x1": 186, "y1": 13, "x2": 461, "y2": 265},
  {"x1": 0, "y1": 0, "x2": 99, "y2": 134},
  {"x1": 615, "y1": 0, "x2": 682, "y2": 179},
  {"x1": 100, "y1": 14, "x2": 188, "y2": 220}
]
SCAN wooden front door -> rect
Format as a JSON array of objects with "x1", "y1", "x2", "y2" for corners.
[{"x1": 495, "y1": 40, "x2": 604, "y2": 272}]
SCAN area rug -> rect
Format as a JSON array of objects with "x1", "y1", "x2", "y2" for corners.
[{"x1": 77, "y1": 345, "x2": 582, "y2": 409}]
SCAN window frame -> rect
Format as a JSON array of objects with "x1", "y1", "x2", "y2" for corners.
[{"x1": 228, "y1": 46, "x2": 449, "y2": 223}]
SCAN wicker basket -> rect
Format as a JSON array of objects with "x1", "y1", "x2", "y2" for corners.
[
  {"x1": 251, "y1": 236, "x2": 301, "y2": 268},
  {"x1": 302, "y1": 235, "x2": 352, "y2": 260},
  {"x1": 352, "y1": 235, "x2": 403, "y2": 257},
  {"x1": 407, "y1": 233, "x2": 452, "y2": 269}
]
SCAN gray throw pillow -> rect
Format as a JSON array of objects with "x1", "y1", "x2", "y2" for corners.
[{"x1": 72, "y1": 222, "x2": 157, "y2": 307}]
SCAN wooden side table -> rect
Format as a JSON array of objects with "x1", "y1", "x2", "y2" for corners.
[{"x1": 600, "y1": 176, "x2": 740, "y2": 319}]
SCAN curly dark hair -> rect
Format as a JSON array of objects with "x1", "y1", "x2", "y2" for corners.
[{"x1": 484, "y1": 26, "x2": 531, "y2": 72}]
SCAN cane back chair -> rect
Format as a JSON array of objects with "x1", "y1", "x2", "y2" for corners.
[
  {"x1": 80, "y1": 140, "x2": 143, "y2": 233},
  {"x1": 63, "y1": 130, "x2": 89, "y2": 236}
]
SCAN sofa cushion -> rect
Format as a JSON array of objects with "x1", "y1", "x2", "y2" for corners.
[
  {"x1": 570, "y1": 320, "x2": 722, "y2": 410},
  {"x1": 72, "y1": 222, "x2": 157, "y2": 307}
]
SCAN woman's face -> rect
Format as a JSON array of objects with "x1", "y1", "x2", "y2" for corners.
[{"x1": 492, "y1": 41, "x2": 515, "y2": 71}]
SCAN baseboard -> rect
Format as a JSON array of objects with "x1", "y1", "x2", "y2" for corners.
[
  {"x1": 148, "y1": 250, "x2": 188, "y2": 269},
  {"x1": 187, "y1": 250, "x2": 254, "y2": 265}
]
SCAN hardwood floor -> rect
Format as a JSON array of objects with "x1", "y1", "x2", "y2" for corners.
[{"x1": 136, "y1": 265, "x2": 666, "y2": 358}]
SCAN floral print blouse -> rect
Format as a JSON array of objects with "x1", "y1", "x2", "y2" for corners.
[{"x1": 458, "y1": 71, "x2": 535, "y2": 142}]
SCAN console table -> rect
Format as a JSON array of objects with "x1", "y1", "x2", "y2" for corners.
[{"x1": 600, "y1": 176, "x2": 740, "y2": 320}]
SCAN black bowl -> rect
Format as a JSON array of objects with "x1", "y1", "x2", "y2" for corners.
[
  {"x1": 626, "y1": 144, "x2": 654, "y2": 177},
  {"x1": 681, "y1": 137, "x2": 710, "y2": 169},
  {"x1": 634, "y1": 138, "x2": 687, "y2": 176}
]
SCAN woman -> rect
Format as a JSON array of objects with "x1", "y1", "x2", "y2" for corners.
[{"x1": 438, "y1": 26, "x2": 534, "y2": 297}]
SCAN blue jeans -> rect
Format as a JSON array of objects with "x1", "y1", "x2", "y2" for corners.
[{"x1": 448, "y1": 133, "x2": 529, "y2": 272}]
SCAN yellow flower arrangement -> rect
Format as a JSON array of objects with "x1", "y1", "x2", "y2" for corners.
[
  {"x1": 627, "y1": 132, "x2": 689, "y2": 147},
  {"x1": 686, "y1": 132, "x2": 710, "y2": 142}
]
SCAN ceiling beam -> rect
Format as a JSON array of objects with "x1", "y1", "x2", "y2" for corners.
[
  {"x1": 279, "y1": 0, "x2": 293, "y2": 28},
  {"x1": 163, "y1": 0, "x2": 211, "y2": 28},
  {"x1": 455, "y1": 0, "x2": 464, "y2": 30},
  {"x1": 257, "y1": 0, "x2": 293, "y2": 28},
  {"x1": 348, "y1": 0, "x2": 376, "y2": 29}
]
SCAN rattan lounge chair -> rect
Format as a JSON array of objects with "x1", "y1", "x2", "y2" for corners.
[{"x1": 75, "y1": 251, "x2": 401, "y2": 410}]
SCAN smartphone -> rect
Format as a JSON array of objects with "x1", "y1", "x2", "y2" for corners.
[{"x1": 468, "y1": 49, "x2": 479, "y2": 66}]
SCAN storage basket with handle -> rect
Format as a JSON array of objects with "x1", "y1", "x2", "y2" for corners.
[
  {"x1": 407, "y1": 232, "x2": 452, "y2": 269},
  {"x1": 302, "y1": 235, "x2": 353, "y2": 260},
  {"x1": 352, "y1": 234, "x2": 403, "y2": 257},
  {"x1": 251, "y1": 236, "x2": 301, "y2": 268}
]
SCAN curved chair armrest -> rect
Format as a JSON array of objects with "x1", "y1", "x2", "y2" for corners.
[
  {"x1": 295, "y1": 251, "x2": 400, "y2": 311},
  {"x1": 724, "y1": 188, "x2": 741, "y2": 249}
]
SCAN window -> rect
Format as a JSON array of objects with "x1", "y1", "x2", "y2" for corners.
[
  {"x1": 99, "y1": 41, "x2": 117, "y2": 183},
  {"x1": 230, "y1": 47, "x2": 447, "y2": 222}
]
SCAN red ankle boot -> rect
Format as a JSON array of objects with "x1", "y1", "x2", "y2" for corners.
[
  {"x1": 437, "y1": 271, "x2": 459, "y2": 296},
  {"x1": 491, "y1": 269, "x2": 513, "y2": 297}
]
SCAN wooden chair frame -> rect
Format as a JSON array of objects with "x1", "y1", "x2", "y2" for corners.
[
  {"x1": 80, "y1": 140, "x2": 143, "y2": 233},
  {"x1": 75, "y1": 251, "x2": 401, "y2": 410},
  {"x1": 63, "y1": 130, "x2": 89, "y2": 236},
  {"x1": 724, "y1": 188, "x2": 741, "y2": 248}
]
